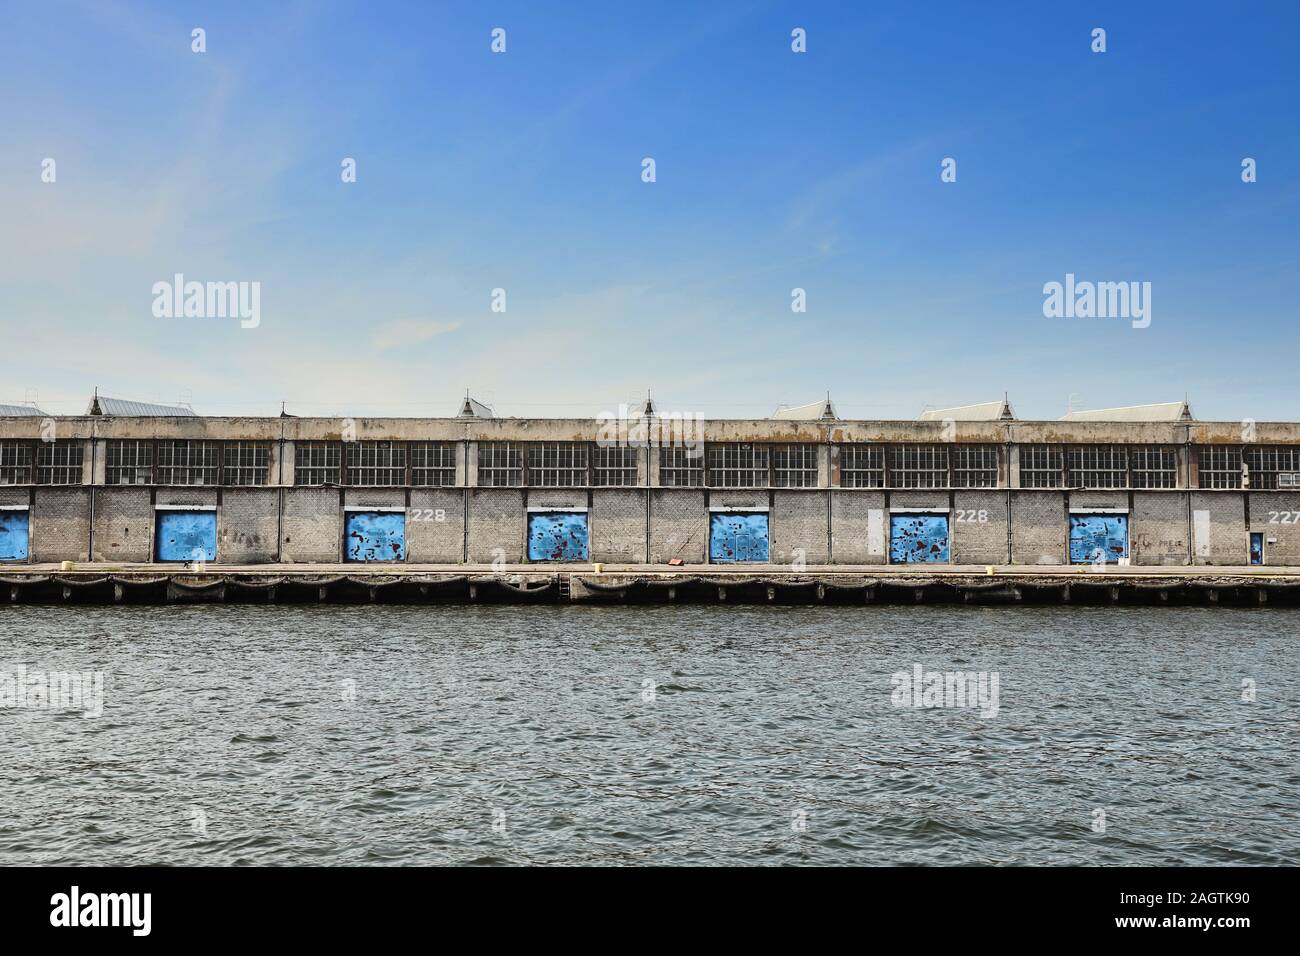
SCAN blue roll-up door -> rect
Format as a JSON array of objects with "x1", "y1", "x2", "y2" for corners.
[
  {"x1": 346, "y1": 511, "x2": 406, "y2": 562},
  {"x1": 889, "y1": 514, "x2": 950, "y2": 563},
  {"x1": 0, "y1": 510, "x2": 30, "y2": 561},
  {"x1": 527, "y1": 512, "x2": 589, "y2": 561},
  {"x1": 156, "y1": 510, "x2": 217, "y2": 562},
  {"x1": 1069, "y1": 514, "x2": 1128, "y2": 564},
  {"x1": 709, "y1": 512, "x2": 769, "y2": 562}
]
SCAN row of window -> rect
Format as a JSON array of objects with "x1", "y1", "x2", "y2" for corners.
[{"x1": 4, "y1": 440, "x2": 1300, "y2": 489}]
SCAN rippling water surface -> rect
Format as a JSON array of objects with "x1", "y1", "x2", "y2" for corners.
[{"x1": 1, "y1": 605, "x2": 1297, "y2": 865}]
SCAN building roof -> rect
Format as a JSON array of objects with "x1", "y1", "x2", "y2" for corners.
[
  {"x1": 771, "y1": 398, "x2": 838, "y2": 421},
  {"x1": 87, "y1": 395, "x2": 196, "y2": 416},
  {"x1": 0, "y1": 403, "x2": 49, "y2": 416},
  {"x1": 456, "y1": 395, "x2": 494, "y2": 418},
  {"x1": 1059, "y1": 400, "x2": 1194, "y2": 423},
  {"x1": 918, "y1": 399, "x2": 1015, "y2": 421}
]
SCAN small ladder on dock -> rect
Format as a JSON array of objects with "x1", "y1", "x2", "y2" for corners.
[{"x1": 557, "y1": 574, "x2": 571, "y2": 601}]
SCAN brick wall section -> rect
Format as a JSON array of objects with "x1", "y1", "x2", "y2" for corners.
[
  {"x1": 771, "y1": 491, "x2": 828, "y2": 565},
  {"x1": 219, "y1": 489, "x2": 279, "y2": 564},
  {"x1": 32, "y1": 488, "x2": 90, "y2": 562},
  {"x1": 1190, "y1": 492, "x2": 1244, "y2": 565},
  {"x1": 93, "y1": 488, "x2": 153, "y2": 562},
  {"x1": 406, "y1": 489, "x2": 465, "y2": 563},
  {"x1": 649, "y1": 490, "x2": 706, "y2": 564},
  {"x1": 591, "y1": 489, "x2": 646, "y2": 564},
  {"x1": 468, "y1": 489, "x2": 525, "y2": 563},
  {"x1": 281, "y1": 488, "x2": 341, "y2": 562},
  {"x1": 1131, "y1": 492, "x2": 1189, "y2": 565},
  {"x1": 829, "y1": 490, "x2": 886, "y2": 564},
  {"x1": 952, "y1": 490, "x2": 1008, "y2": 564},
  {"x1": 1248, "y1": 492, "x2": 1300, "y2": 565},
  {"x1": 1010, "y1": 491, "x2": 1065, "y2": 564}
]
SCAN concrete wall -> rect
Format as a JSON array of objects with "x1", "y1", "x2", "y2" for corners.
[
  {"x1": 953, "y1": 490, "x2": 1008, "y2": 564},
  {"x1": 1010, "y1": 492, "x2": 1065, "y2": 564},
  {"x1": 407, "y1": 488, "x2": 465, "y2": 563},
  {"x1": 829, "y1": 490, "x2": 886, "y2": 564},
  {"x1": 219, "y1": 489, "x2": 279, "y2": 564},
  {"x1": 93, "y1": 488, "x2": 153, "y2": 562},
  {"x1": 771, "y1": 491, "x2": 829, "y2": 565},
  {"x1": 649, "y1": 490, "x2": 706, "y2": 564},
  {"x1": 1191, "y1": 492, "x2": 1244, "y2": 565},
  {"x1": 590, "y1": 489, "x2": 646, "y2": 564},
  {"x1": 1131, "y1": 492, "x2": 1190, "y2": 566},
  {"x1": 1248, "y1": 492, "x2": 1300, "y2": 565},
  {"x1": 468, "y1": 489, "x2": 525, "y2": 563},
  {"x1": 281, "y1": 488, "x2": 341, "y2": 563},
  {"x1": 32, "y1": 488, "x2": 91, "y2": 562}
]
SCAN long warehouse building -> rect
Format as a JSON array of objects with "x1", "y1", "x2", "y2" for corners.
[{"x1": 1, "y1": 395, "x2": 1297, "y2": 567}]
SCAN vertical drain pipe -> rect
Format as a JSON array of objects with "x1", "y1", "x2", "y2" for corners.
[
  {"x1": 87, "y1": 418, "x2": 98, "y2": 561},
  {"x1": 276, "y1": 418, "x2": 285, "y2": 563}
]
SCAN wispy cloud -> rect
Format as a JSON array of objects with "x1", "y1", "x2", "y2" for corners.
[{"x1": 370, "y1": 319, "x2": 462, "y2": 352}]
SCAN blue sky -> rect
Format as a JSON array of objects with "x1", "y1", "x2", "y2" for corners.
[{"x1": 2, "y1": 1, "x2": 1298, "y2": 419}]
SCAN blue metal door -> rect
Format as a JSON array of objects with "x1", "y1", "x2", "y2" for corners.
[
  {"x1": 527, "y1": 512, "x2": 589, "y2": 561},
  {"x1": 0, "y1": 510, "x2": 30, "y2": 561},
  {"x1": 709, "y1": 512, "x2": 769, "y2": 562},
  {"x1": 156, "y1": 510, "x2": 217, "y2": 562},
  {"x1": 1069, "y1": 515, "x2": 1128, "y2": 564},
  {"x1": 346, "y1": 511, "x2": 406, "y2": 562},
  {"x1": 1250, "y1": 532, "x2": 1264, "y2": 565},
  {"x1": 889, "y1": 514, "x2": 949, "y2": 563}
]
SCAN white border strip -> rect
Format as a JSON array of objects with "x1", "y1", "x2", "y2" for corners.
[
  {"x1": 345, "y1": 506, "x2": 406, "y2": 513},
  {"x1": 1069, "y1": 507, "x2": 1130, "y2": 514},
  {"x1": 527, "y1": 506, "x2": 589, "y2": 513},
  {"x1": 155, "y1": 504, "x2": 217, "y2": 511}
]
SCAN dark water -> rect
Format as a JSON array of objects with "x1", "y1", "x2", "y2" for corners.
[{"x1": 1, "y1": 605, "x2": 1297, "y2": 866}]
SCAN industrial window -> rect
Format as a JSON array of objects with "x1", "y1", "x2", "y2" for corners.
[
  {"x1": 478, "y1": 442, "x2": 522, "y2": 487},
  {"x1": 106, "y1": 440, "x2": 154, "y2": 485},
  {"x1": 1243, "y1": 445, "x2": 1300, "y2": 490},
  {"x1": 223, "y1": 442, "x2": 271, "y2": 486},
  {"x1": 37, "y1": 441, "x2": 83, "y2": 485},
  {"x1": 659, "y1": 446, "x2": 704, "y2": 486},
  {"x1": 1020, "y1": 444, "x2": 1063, "y2": 488},
  {"x1": 839, "y1": 445, "x2": 884, "y2": 488},
  {"x1": 346, "y1": 441, "x2": 407, "y2": 486},
  {"x1": 1196, "y1": 445, "x2": 1241, "y2": 489},
  {"x1": 156, "y1": 440, "x2": 220, "y2": 485},
  {"x1": 772, "y1": 444, "x2": 818, "y2": 488},
  {"x1": 592, "y1": 444, "x2": 639, "y2": 486},
  {"x1": 952, "y1": 445, "x2": 999, "y2": 488},
  {"x1": 295, "y1": 441, "x2": 341, "y2": 485},
  {"x1": 527, "y1": 442, "x2": 588, "y2": 487},
  {"x1": 411, "y1": 442, "x2": 456, "y2": 486},
  {"x1": 1067, "y1": 445, "x2": 1128, "y2": 489},
  {"x1": 1130, "y1": 445, "x2": 1178, "y2": 489},
  {"x1": 707, "y1": 443, "x2": 769, "y2": 488},
  {"x1": 0, "y1": 441, "x2": 33, "y2": 484},
  {"x1": 888, "y1": 444, "x2": 949, "y2": 488}
]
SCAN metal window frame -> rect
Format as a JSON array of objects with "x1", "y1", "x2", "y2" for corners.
[
  {"x1": 706, "y1": 442, "x2": 770, "y2": 488},
  {"x1": 951, "y1": 444, "x2": 999, "y2": 488},
  {"x1": 37, "y1": 440, "x2": 84, "y2": 485},
  {"x1": 1130, "y1": 444, "x2": 1178, "y2": 489},
  {"x1": 526, "y1": 442, "x2": 589, "y2": 488},
  {"x1": 294, "y1": 440, "x2": 342, "y2": 486},
  {"x1": 156, "y1": 439, "x2": 221, "y2": 486},
  {"x1": 592, "y1": 444, "x2": 638, "y2": 487},
  {"x1": 1196, "y1": 444, "x2": 1243, "y2": 490},
  {"x1": 1066, "y1": 444, "x2": 1129, "y2": 489},
  {"x1": 345, "y1": 440, "x2": 408, "y2": 487},
  {"x1": 771, "y1": 443, "x2": 817, "y2": 488},
  {"x1": 887, "y1": 443, "x2": 950, "y2": 489},
  {"x1": 1020, "y1": 443, "x2": 1064, "y2": 488},
  {"x1": 477, "y1": 441, "x2": 523, "y2": 487},
  {"x1": 839, "y1": 444, "x2": 885, "y2": 488},
  {"x1": 410, "y1": 441, "x2": 456, "y2": 487},
  {"x1": 0, "y1": 440, "x2": 34, "y2": 484},
  {"x1": 105, "y1": 439, "x2": 156, "y2": 485},
  {"x1": 222, "y1": 441, "x2": 272, "y2": 486},
  {"x1": 659, "y1": 444, "x2": 704, "y2": 487}
]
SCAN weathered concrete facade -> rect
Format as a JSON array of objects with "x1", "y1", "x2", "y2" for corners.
[{"x1": 2, "y1": 414, "x2": 1298, "y2": 566}]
